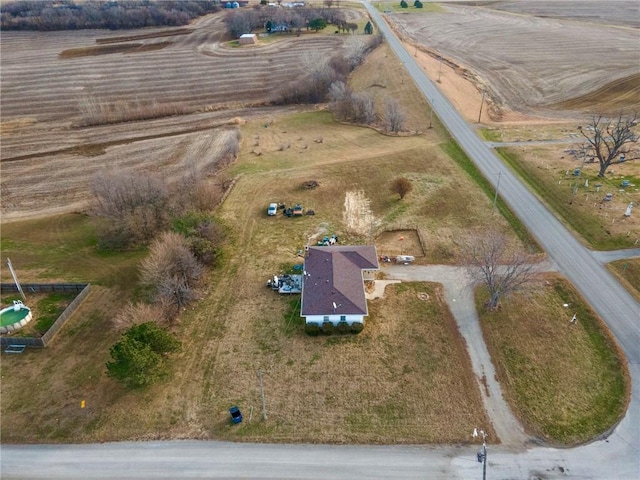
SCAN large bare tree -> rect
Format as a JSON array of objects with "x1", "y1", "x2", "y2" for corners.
[
  {"x1": 91, "y1": 171, "x2": 168, "y2": 249},
  {"x1": 140, "y1": 231, "x2": 204, "y2": 316},
  {"x1": 461, "y1": 231, "x2": 536, "y2": 310},
  {"x1": 384, "y1": 97, "x2": 406, "y2": 133},
  {"x1": 578, "y1": 112, "x2": 639, "y2": 177}
]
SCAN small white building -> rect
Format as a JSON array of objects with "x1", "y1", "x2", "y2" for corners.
[{"x1": 239, "y1": 33, "x2": 257, "y2": 45}]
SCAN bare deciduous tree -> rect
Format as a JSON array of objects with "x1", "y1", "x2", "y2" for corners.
[
  {"x1": 578, "y1": 112, "x2": 639, "y2": 177},
  {"x1": 91, "y1": 171, "x2": 169, "y2": 249},
  {"x1": 140, "y1": 231, "x2": 204, "y2": 314},
  {"x1": 328, "y1": 81, "x2": 353, "y2": 121},
  {"x1": 352, "y1": 92, "x2": 376, "y2": 125},
  {"x1": 461, "y1": 231, "x2": 535, "y2": 310},
  {"x1": 390, "y1": 177, "x2": 413, "y2": 200},
  {"x1": 384, "y1": 97, "x2": 406, "y2": 133}
]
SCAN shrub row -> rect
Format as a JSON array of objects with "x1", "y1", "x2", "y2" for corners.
[{"x1": 305, "y1": 321, "x2": 363, "y2": 336}]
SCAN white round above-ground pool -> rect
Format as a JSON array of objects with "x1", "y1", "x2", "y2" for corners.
[{"x1": 0, "y1": 300, "x2": 33, "y2": 334}]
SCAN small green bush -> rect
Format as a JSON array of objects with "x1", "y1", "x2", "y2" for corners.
[
  {"x1": 106, "y1": 322, "x2": 180, "y2": 388},
  {"x1": 400, "y1": 0, "x2": 408, "y2": 8},
  {"x1": 305, "y1": 322, "x2": 320, "y2": 336},
  {"x1": 321, "y1": 322, "x2": 335, "y2": 335},
  {"x1": 336, "y1": 321, "x2": 350, "y2": 335},
  {"x1": 351, "y1": 322, "x2": 364, "y2": 334}
]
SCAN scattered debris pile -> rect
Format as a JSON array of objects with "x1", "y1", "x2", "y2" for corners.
[{"x1": 266, "y1": 274, "x2": 302, "y2": 294}]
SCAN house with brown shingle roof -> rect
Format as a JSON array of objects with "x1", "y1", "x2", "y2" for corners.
[{"x1": 301, "y1": 246, "x2": 378, "y2": 327}]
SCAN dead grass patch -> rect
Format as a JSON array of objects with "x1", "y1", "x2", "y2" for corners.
[
  {"x1": 477, "y1": 275, "x2": 629, "y2": 444},
  {"x1": 231, "y1": 110, "x2": 517, "y2": 264}
]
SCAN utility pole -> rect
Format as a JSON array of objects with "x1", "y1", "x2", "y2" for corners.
[
  {"x1": 477, "y1": 91, "x2": 485, "y2": 123},
  {"x1": 257, "y1": 370, "x2": 267, "y2": 421},
  {"x1": 492, "y1": 171, "x2": 502, "y2": 214},
  {"x1": 437, "y1": 55, "x2": 443, "y2": 83},
  {"x1": 473, "y1": 428, "x2": 488, "y2": 480}
]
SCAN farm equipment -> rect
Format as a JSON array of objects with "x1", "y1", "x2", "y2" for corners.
[{"x1": 283, "y1": 204, "x2": 304, "y2": 217}]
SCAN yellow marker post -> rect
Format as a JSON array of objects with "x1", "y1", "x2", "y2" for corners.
[{"x1": 80, "y1": 400, "x2": 86, "y2": 409}]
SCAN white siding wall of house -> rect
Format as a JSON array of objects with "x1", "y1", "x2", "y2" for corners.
[{"x1": 304, "y1": 314, "x2": 364, "y2": 326}]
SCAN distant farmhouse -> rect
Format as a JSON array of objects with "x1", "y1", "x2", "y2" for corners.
[{"x1": 301, "y1": 246, "x2": 378, "y2": 328}]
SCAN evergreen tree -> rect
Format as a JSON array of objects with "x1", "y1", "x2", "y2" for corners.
[
  {"x1": 364, "y1": 21, "x2": 373, "y2": 35},
  {"x1": 106, "y1": 322, "x2": 180, "y2": 388}
]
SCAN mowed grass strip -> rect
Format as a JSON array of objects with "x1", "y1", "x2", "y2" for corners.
[
  {"x1": 496, "y1": 147, "x2": 637, "y2": 250},
  {"x1": 208, "y1": 282, "x2": 492, "y2": 443},
  {"x1": 477, "y1": 275, "x2": 629, "y2": 444},
  {"x1": 608, "y1": 258, "x2": 640, "y2": 301},
  {"x1": 442, "y1": 140, "x2": 538, "y2": 251},
  {"x1": 0, "y1": 213, "x2": 145, "y2": 290}
]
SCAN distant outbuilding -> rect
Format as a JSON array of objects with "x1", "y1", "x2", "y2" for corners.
[{"x1": 239, "y1": 33, "x2": 257, "y2": 45}]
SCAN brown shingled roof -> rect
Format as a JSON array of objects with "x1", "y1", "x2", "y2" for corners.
[{"x1": 301, "y1": 246, "x2": 378, "y2": 317}]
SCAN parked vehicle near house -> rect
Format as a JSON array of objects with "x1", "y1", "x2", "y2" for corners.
[{"x1": 267, "y1": 203, "x2": 278, "y2": 216}]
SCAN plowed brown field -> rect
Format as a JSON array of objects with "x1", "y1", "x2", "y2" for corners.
[
  {"x1": 387, "y1": 1, "x2": 640, "y2": 120},
  {"x1": 0, "y1": 12, "x2": 355, "y2": 220}
]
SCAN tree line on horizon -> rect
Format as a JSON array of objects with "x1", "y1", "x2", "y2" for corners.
[{"x1": 1, "y1": 0, "x2": 221, "y2": 31}]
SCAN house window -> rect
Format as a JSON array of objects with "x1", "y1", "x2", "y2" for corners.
[
  {"x1": 323, "y1": 316, "x2": 330, "y2": 322},
  {"x1": 340, "y1": 315, "x2": 346, "y2": 322}
]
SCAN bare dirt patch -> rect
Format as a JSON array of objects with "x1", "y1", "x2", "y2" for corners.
[
  {"x1": 59, "y1": 42, "x2": 172, "y2": 58},
  {"x1": 376, "y1": 229, "x2": 423, "y2": 258}
]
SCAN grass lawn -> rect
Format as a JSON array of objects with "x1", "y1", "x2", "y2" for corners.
[
  {"x1": 477, "y1": 275, "x2": 629, "y2": 444},
  {"x1": 0, "y1": 213, "x2": 145, "y2": 290},
  {"x1": 205, "y1": 282, "x2": 492, "y2": 443}
]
